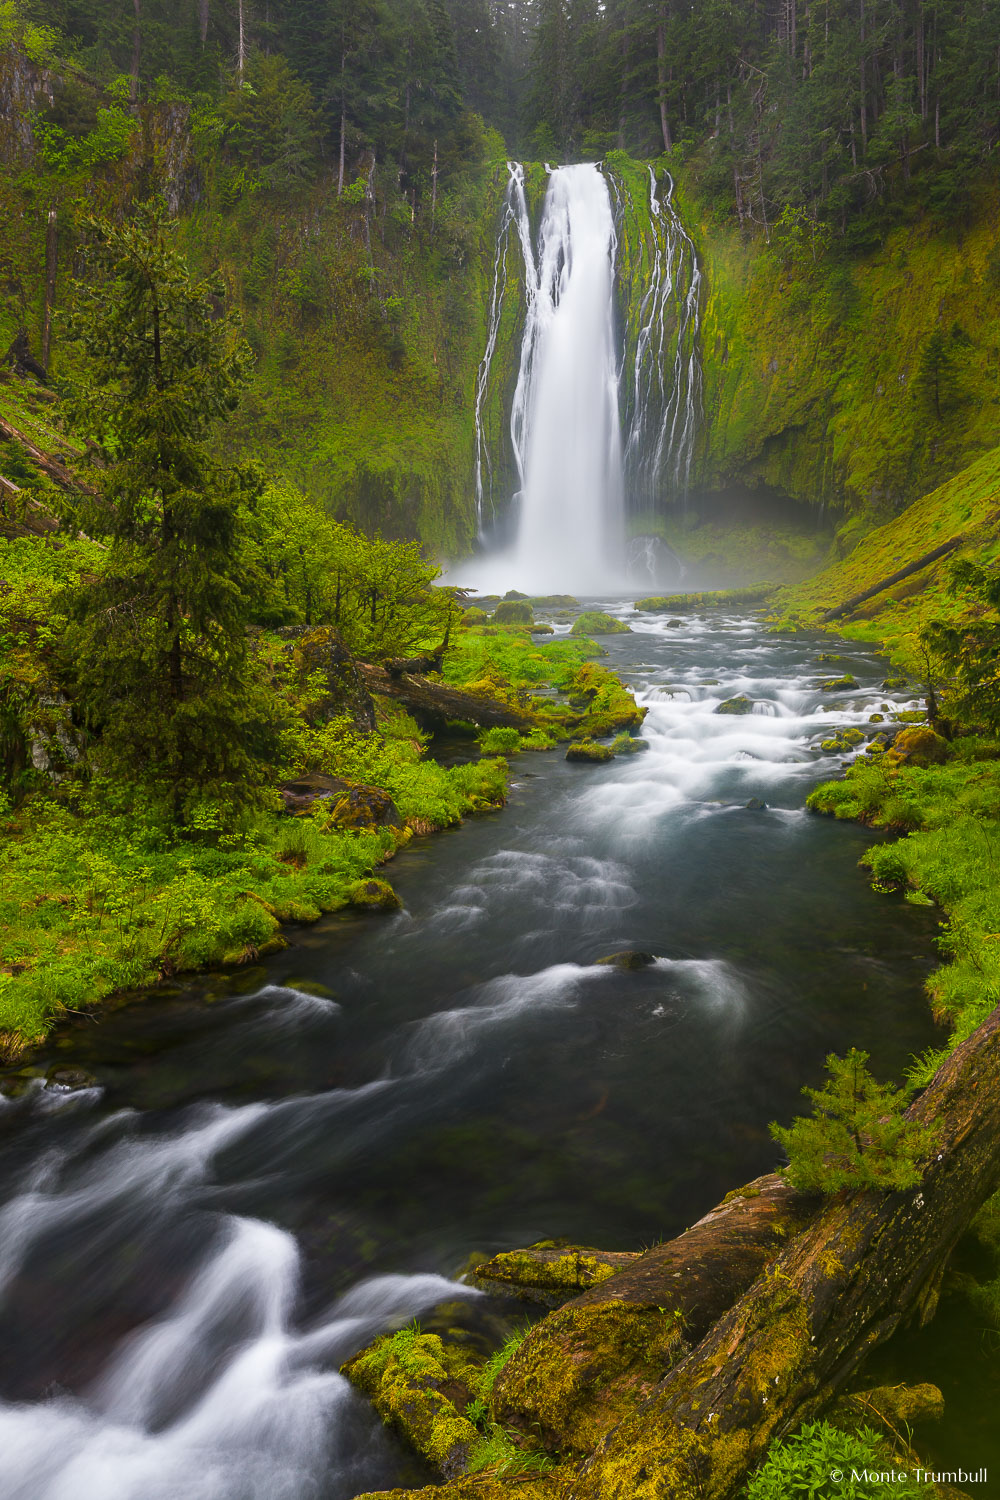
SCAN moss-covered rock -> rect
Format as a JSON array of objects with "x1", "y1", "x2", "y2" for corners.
[
  {"x1": 819, "y1": 674, "x2": 859, "y2": 691},
  {"x1": 473, "y1": 1243, "x2": 639, "y2": 1304},
  {"x1": 828, "y1": 1381, "x2": 945, "y2": 1436},
  {"x1": 342, "y1": 1327, "x2": 481, "y2": 1478},
  {"x1": 352, "y1": 1480, "x2": 560, "y2": 1500},
  {"x1": 565, "y1": 741, "x2": 614, "y2": 763},
  {"x1": 595, "y1": 951, "x2": 657, "y2": 970},
  {"x1": 715, "y1": 694, "x2": 755, "y2": 715},
  {"x1": 493, "y1": 600, "x2": 533, "y2": 625},
  {"x1": 347, "y1": 878, "x2": 402, "y2": 910},
  {"x1": 570, "y1": 611, "x2": 631, "y2": 635},
  {"x1": 887, "y1": 726, "x2": 950, "y2": 766}
]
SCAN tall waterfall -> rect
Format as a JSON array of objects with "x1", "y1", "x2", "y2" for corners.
[{"x1": 466, "y1": 159, "x2": 702, "y2": 595}]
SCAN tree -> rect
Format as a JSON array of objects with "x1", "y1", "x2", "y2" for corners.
[
  {"x1": 922, "y1": 559, "x2": 1000, "y2": 733},
  {"x1": 769, "y1": 1047, "x2": 938, "y2": 1191},
  {"x1": 61, "y1": 201, "x2": 281, "y2": 824}
]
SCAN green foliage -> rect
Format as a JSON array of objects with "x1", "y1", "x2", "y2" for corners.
[
  {"x1": 922, "y1": 559, "x2": 1000, "y2": 732},
  {"x1": 217, "y1": 54, "x2": 321, "y2": 194},
  {"x1": 746, "y1": 1421, "x2": 924, "y2": 1499},
  {"x1": 770, "y1": 1047, "x2": 936, "y2": 1192},
  {"x1": 0, "y1": 0, "x2": 59, "y2": 61},
  {"x1": 478, "y1": 726, "x2": 521, "y2": 755},
  {"x1": 476, "y1": 1327, "x2": 530, "y2": 1399},
  {"x1": 35, "y1": 96, "x2": 137, "y2": 174}
]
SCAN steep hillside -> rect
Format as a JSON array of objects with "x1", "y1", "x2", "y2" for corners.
[
  {"x1": 776, "y1": 443, "x2": 1000, "y2": 657},
  {"x1": 687, "y1": 176, "x2": 1000, "y2": 521}
]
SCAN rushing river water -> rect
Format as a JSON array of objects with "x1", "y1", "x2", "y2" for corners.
[{"x1": 0, "y1": 606, "x2": 965, "y2": 1498}]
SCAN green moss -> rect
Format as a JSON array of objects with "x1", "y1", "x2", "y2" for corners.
[
  {"x1": 343, "y1": 1326, "x2": 481, "y2": 1475},
  {"x1": 635, "y1": 587, "x2": 776, "y2": 611},
  {"x1": 565, "y1": 741, "x2": 615, "y2": 763},
  {"x1": 346, "y1": 877, "x2": 401, "y2": 910},
  {"x1": 570, "y1": 611, "x2": 631, "y2": 636}
]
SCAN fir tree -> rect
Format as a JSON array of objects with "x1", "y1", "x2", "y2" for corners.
[
  {"x1": 61, "y1": 200, "x2": 281, "y2": 825},
  {"x1": 770, "y1": 1047, "x2": 937, "y2": 1192}
]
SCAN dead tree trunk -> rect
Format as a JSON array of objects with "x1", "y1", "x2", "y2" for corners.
[
  {"x1": 41, "y1": 209, "x2": 58, "y2": 371},
  {"x1": 567, "y1": 1000, "x2": 1000, "y2": 1499}
]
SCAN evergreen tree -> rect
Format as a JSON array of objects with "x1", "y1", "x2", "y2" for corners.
[
  {"x1": 61, "y1": 202, "x2": 281, "y2": 824},
  {"x1": 770, "y1": 1048, "x2": 938, "y2": 1191}
]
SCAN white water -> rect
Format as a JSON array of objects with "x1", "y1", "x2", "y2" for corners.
[{"x1": 459, "y1": 161, "x2": 703, "y2": 597}]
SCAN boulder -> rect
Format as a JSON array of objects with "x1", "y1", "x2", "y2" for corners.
[
  {"x1": 494, "y1": 600, "x2": 533, "y2": 624},
  {"x1": 595, "y1": 951, "x2": 657, "y2": 970},
  {"x1": 745, "y1": 797, "x2": 768, "y2": 810},
  {"x1": 819, "y1": 674, "x2": 859, "y2": 691},
  {"x1": 347, "y1": 878, "x2": 402, "y2": 910},
  {"x1": 715, "y1": 695, "x2": 754, "y2": 715},
  {"x1": 278, "y1": 775, "x2": 403, "y2": 830},
  {"x1": 566, "y1": 741, "x2": 614, "y2": 763},
  {"x1": 887, "y1": 726, "x2": 949, "y2": 767}
]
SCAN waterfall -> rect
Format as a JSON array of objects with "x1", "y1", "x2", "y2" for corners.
[
  {"x1": 615, "y1": 167, "x2": 702, "y2": 508},
  {"x1": 465, "y1": 159, "x2": 702, "y2": 595}
]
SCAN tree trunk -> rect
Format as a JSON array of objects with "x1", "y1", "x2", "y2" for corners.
[
  {"x1": 0, "y1": 413, "x2": 93, "y2": 494},
  {"x1": 492, "y1": 1176, "x2": 818, "y2": 1455},
  {"x1": 237, "y1": 0, "x2": 246, "y2": 78},
  {"x1": 358, "y1": 663, "x2": 538, "y2": 731},
  {"x1": 199, "y1": 0, "x2": 209, "y2": 45},
  {"x1": 656, "y1": 21, "x2": 672, "y2": 151},
  {"x1": 130, "y1": 0, "x2": 142, "y2": 106},
  {"x1": 41, "y1": 209, "x2": 57, "y2": 371},
  {"x1": 567, "y1": 999, "x2": 1000, "y2": 1499},
  {"x1": 819, "y1": 533, "x2": 968, "y2": 621}
]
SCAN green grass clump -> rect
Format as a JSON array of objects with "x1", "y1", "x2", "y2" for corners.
[
  {"x1": 479, "y1": 726, "x2": 522, "y2": 755},
  {"x1": 634, "y1": 586, "x2": 775, "y2": 611}
]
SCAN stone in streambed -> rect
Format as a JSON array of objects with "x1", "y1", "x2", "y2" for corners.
[
  {"x1": 595, "y1": 951, "x2": 657, "y2": 970},
  {"x1": 473, "y1": 1242, "x2": 640, "y2": 1304},
  {"x1": 347, "y1": 879, "x2": 402, "y2": 910},
  {"x1": 565, "y1": 741, "x2": 614, "y2": 763},
  {"x1": 715, "y1": 694, "x2": 755, "y2": 715},
  {"x1": 745, "y1": 797, "x2": 768, "y2": 810}
]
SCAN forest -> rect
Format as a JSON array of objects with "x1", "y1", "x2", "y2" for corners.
[{"x1": 3, "y1": 0, "x2": 1000, "y2": 1498}]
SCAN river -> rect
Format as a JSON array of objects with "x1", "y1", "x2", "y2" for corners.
[{"x1": 0, "y1": 605, "x2": 955, "y2": 1498}]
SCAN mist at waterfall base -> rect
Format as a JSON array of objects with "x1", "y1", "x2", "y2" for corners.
[
  {"x1": 452, "y1": 159, "x2": 699, "y2": 597},
  {"x1": 0, "y1": 611, "x2": 967, "y2": 1499}
]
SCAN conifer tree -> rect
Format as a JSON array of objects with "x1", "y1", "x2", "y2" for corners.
[{"x1": 62, "y1": 201, "x2": 280, "y2": 824}]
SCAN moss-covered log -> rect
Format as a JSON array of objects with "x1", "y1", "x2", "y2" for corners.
[
  {"x1": 566, "y1": 1001, "x2": 1000, "y2": 1499},
  {"x1": 359, "y1": 662, "x2": 537, "y2": 730},
  {"x1": 492, "y1": 1176, "x2": 817, "y2": 1456}
]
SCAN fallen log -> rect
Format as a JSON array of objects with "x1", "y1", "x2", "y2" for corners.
[
  {"x1": 493, "y1": 1176, "x2": 818, "y2": 1455},
  {"x1": 819, "y1": 536, "x2": 963, "y2": 622},
  {"x1": 0, "y1": 412, "x2": 93, "y2": 496},
  {"x1": 359, "y1": 662, "x2": 537, "y2": 730},
  {"x1": 566, "y1": 1000, "x2": 1000, "y2": 1499}
]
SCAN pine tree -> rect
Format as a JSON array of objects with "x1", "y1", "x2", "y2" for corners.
[
  {"x1": 61, "y1": 201, "x2": 281, "y2": 825},
  {"x1": 770, "y1": 1048, "x2": 938, "y2": 1191}
]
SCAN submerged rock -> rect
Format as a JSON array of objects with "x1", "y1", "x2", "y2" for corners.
[
  {"x1": 745, "y1": 797, "x2": 768, "y2": 810},
  {"x1": 595, "y1": 951, "x2": 657, "y2": 970},
  {"x1": 45, "y1": 1065, "x2": 97, "y2": 1091},
  {"x1": 715, "y1": 694, "x2": 754, "y2": 715},
  {"x1": 565, "y1": 741, "x2": 614, "y2": 763}
]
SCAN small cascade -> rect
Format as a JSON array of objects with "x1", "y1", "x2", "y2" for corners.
[{"x1": 614, "y1": 166, "x2": 703, "y2": 510}]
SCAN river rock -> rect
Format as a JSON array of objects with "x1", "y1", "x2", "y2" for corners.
[
  {"x1": 745, "y1": 797, "x2": 768, "y2": 810},
  {"x1": 494, "y1": 600, "x2": 533, "y2": 624},
  {"x1": 473, "y1": 1242, "x2": 640, "y2": 1305},
  {"x1": 819, "y1": 674, "x2": 859, "y2": 691},
  {"x1": 595, "y1": 951, "x2": 657, "y2": 970},
  {"x1": 45, "y1": 1065, "x2": 98, "y2": 1091},
  {"x1": 829, "y1": 1381, "x2": 945, "y2": 1433},
  {"x1": 347, "y1": 879, "x2": 402, "y2": 910},
  {"x1": 715, "y1": 694, "x2": 754, "y2": 715},
  {"x1": 278, "y1": 774, "x2": 402, "y2": 831},
  {"x1": 887, "y1": 725, "x2": 949, "y2": 766},
  {"x1": 565, "y1": 741, "x2": 614, "y2": 763}
]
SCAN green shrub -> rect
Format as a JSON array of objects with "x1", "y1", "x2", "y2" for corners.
[
  {"x1": 479, "y1": 726, "x2": 522, "y2": 755},
  {"x1": 746, "y1": 1421, "x2": 924, "y2": 1499}
]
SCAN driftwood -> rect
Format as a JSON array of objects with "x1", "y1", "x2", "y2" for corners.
[
  {"x1": 565, "y1": 1000, "x2": 1000, "y2": 1498},
  {"x1": 359, "y1": 662, "x2": 537, "y2": 730},
  {"x1": 819, "y1": 536, "x2": 963, "y2": 621}
]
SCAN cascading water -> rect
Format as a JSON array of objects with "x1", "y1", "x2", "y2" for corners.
[{"x1": 465, "y1": 160, "x2": 702, "y2": 594}]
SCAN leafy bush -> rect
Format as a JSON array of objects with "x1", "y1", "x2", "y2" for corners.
[
  {"x1": 746, "y1": 1421, "x2": 924, "y2": 1499},
  {"x1": 479, "y1": 726, "x2": 521, "y2": 755}
]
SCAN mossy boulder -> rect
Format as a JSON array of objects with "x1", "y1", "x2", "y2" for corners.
[
  {"x1": 353, "y1": 1481, "x2": 559, "y2": 1500},
  {"x1": 342, "y1": 1328, "x2": 481, "y2": 1477},
  {"x1": 566, "y1": 740, "x2": 614, "y2": 763},
  {"x1": 570, "y1": 611, "x2": 631, "y2": 635},
  {"x1": 329, "y1": 782, "x2": 404, "y2": 831},
  {"x1": 715, "y1": 694, "x2": 754, "y2": 715},
  {"x1": 493, "y1": 600, "x2": 534, "y2": 625},
  {"x1": 528, "y1": 622, "x2": 554, "y2": 634},
  {"x1": 531, "y1": 594, "x2": 578, "y2": 608},
  {"x1": 347, "y1": 878, "x2": 402, "y2": 910},
  {"x1": 887, "y1": 725, "x2": 949, "y2": 766},
  {"x1": 462, "y1": 607, "x2": 488, "y2": 625},
  {"x1": 595, "y1": 951, "x2": 657, "y2": 970},
  {"x1": 819, "y1": 674, "x2": 859, "y2": 691}
]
